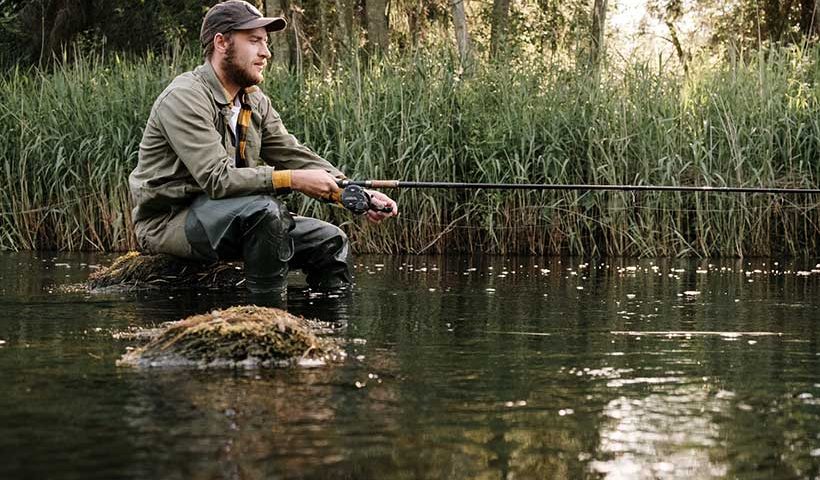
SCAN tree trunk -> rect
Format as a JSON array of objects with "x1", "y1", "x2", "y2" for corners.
[
  {"x1": 764, "y1": 0, "x2": 785, "y2": 41},
  {"x1": 489, "y1": 0, "x2": 510, "y2": 60},
  {"x1": 333, "y1": 0, "x2": 354, "y2": 56},
  {"x1": 589, "y1": 0, "x2": 608, "y2": 67},
  {"x1": 265, "y1": 0, "x2": 292, "y2": 68},
  {"x1": 665, "y1": 19, "x2": 688, "y2": 74},
  {"x1": 19, "y1": 0, "x2": 88, "y2": 64},
  {"x1": 451, "y1": 0, "x2": 471, "y2": 64},
  {"x1": 292, "y1": 5, "x2": 303, "y2": 76},
  {"x1": 813, "y1": 0, "x2": 820, "y2": 37},
  {"x1": 406, "y1": 3, "x2": 421, "y2": 49},
  {"x1": 318, "y1": 0, "x2": 333, "y2": 65},
  {"x1": 800, "y1": 0, "x2": 820, "y2": 38},
  {"x1": 365, "y1": 0, "x2": 389, "y2": 53}
]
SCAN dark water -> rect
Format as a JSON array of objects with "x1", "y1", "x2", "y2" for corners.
[{"x1": 1, "y1": 252, "x2": 819, "y2": 479}]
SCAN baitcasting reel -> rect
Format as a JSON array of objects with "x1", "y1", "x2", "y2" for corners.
[{"x1": 340, "y1": 184, "x2": 393, "y2": 215}]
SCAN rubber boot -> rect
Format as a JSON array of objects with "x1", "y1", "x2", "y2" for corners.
[{"x1": 241, "y1": 199, "x2": 295, "y2": 294}]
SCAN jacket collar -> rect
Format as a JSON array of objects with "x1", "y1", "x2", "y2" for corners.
[{"x1": 197, "y1": 61, "x2": 259, "y2": 106}]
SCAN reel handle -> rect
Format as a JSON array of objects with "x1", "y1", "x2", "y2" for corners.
[{"x1": 339, "y1": 184, "x2": 393, "y2": 215}]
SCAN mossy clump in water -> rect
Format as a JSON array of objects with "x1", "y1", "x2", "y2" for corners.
[
  {"x1": 88, "y1": 251, "x2": 243, "y2": 291},
  {"x1": 118, "y1": 306, "x2": 342, "y2": 367}
]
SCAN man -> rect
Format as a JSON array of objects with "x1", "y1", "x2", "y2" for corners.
[{"x1": 129, "y1": 0, "x2": 397, "y2": 293}]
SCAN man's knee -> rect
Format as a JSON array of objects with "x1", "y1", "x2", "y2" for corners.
[
  {"x1": 243, "y1": 196, "x2": 294, "y2": 235},
  {"x1": 317, "y1": 223, "x2": 349, "y2": 255},
  {"x1": 304, "y1": 224, "x2": 351, "y2": 289},
  {"x1": 326, "y1": 223, "x2": 348, "y2": 243}
]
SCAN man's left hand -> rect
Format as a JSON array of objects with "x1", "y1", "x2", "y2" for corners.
[{"x1": 366, "y1": 190, "x2": 399, "y2": 224}]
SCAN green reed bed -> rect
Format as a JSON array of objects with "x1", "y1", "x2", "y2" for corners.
[
  {"x1": 1, "y1": 47, "x2": 819, "y2": 255},
  {"x1": 0, "y1": 52, "x2": 200, "y2": 251}
]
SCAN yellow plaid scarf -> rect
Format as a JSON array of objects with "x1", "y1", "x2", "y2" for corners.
[{"x1": 234, "y1": 90, "x2": 253, "y2": 168}]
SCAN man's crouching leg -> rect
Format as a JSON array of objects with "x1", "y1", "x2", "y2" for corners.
[
  {"x1": 185, "y1": 194, "x2": 295, "y2": 294},
  {"x1": 240, "y1": 199, "x2": 295, "y2": 293},
  {"x1": 290, "y1": 216, "x2": 353, "y2": 290}
]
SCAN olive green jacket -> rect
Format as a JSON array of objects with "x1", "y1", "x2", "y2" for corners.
[{"x1": 129, "y1": 61, "x2": 343, "y2": 257}]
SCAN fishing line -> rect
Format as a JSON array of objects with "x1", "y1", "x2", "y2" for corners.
[
  {"x1": 385, "y1": 201, "x2": 820, "y2": 231},
  {"x1": 341, "y1": 179, "x2": 820, "y2": 195}
]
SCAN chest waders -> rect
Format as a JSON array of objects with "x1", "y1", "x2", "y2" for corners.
[{"x1": 185, "y1": 194, "x2": 352, "y2": 293}]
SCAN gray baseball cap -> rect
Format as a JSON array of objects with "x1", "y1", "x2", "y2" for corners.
[{"x1": 200, "y1": 0, "x2": 287, "y2": 46}]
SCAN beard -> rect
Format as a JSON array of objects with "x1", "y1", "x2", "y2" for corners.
[{"x1": 221, "y1": 42, "x2": 262, "y2": 88}]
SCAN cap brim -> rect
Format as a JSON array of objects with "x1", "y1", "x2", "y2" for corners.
[{"x1": 237, "y1": 17, "x2": 287, "y2": 33}]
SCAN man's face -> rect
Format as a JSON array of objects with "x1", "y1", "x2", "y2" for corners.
[{"x1": 220, "y1": 27, "x2": 271, "y2": 89}]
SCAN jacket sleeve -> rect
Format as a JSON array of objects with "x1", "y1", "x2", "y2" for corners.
[
  {"x1": 257, "y1": 96, "x2": 345, "y2": 178},
  {"x1": 155, "y1": 86, "x2": 276, "y2": 199}
]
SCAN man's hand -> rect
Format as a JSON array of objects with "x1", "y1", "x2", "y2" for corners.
[
  {"x1": 365, "y1": 190, "x2": 398, "y2": 224},
  {"x1": 291, "y1": 170, "x2": 398, "y2": 222},
  {"x1": 291, "y1": 169, "x2": 341, "y2": 202}
]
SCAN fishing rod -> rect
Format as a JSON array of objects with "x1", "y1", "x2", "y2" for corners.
[{"x1": 336, "y1": 179, "x2": 820, "y2": 215}]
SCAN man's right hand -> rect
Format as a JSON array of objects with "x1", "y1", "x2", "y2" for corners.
[{"x1": 291, "y1": 169, "x2": 341, "y2": 202}]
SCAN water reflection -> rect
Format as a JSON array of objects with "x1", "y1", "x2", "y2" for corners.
[
  {"x1": 122, "y1": 369, "x2": 357, "y2": 478},
  {"x1": 592, "y1": 389, "x2": 730, "y2": 478},
  {"x1": 0, "y1": 253, "x2": 819, "y2": 479}
]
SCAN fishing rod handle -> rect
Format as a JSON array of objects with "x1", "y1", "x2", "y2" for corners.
[{"x1": 338, "y1": 179, "x2": 400, "y2": 189}]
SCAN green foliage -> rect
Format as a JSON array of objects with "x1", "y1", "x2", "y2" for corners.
[
  {"x1": 0, "y1": 0, "x2": 217, "y2": 66},
  {"x1": 87, "y1": 0, "x2": 215, "y2": 53},
  {"x1": 0, "y1": 0, "x2": 24, "y2": 65},
  {"x1": 697, "y1": 0, "x2": 820, "y2": 49},
  {"x1": 2, "y1": 0, "x2": 820, "y2": 71},
  {"x1": 1, "y1": 46, "x2": 819, "y2": 255},
  {"x1": 472, "y1": 0, "x2": 591, "y2": 59},
  {"x1": 0, "y1": 49, "x2": 201, "y2": 250}
]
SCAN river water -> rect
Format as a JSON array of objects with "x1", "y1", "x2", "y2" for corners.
[{"x1": 0, "y1": 252, "x2": 819, "y2": 479}]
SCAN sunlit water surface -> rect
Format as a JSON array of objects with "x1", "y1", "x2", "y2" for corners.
[{"x1": 1, "y1": 252, "x2": 819, "y2": 479}]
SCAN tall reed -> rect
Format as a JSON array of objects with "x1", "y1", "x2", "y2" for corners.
[{"x1": 1, "y1": 46, "x2": 818, "y2": 256}]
